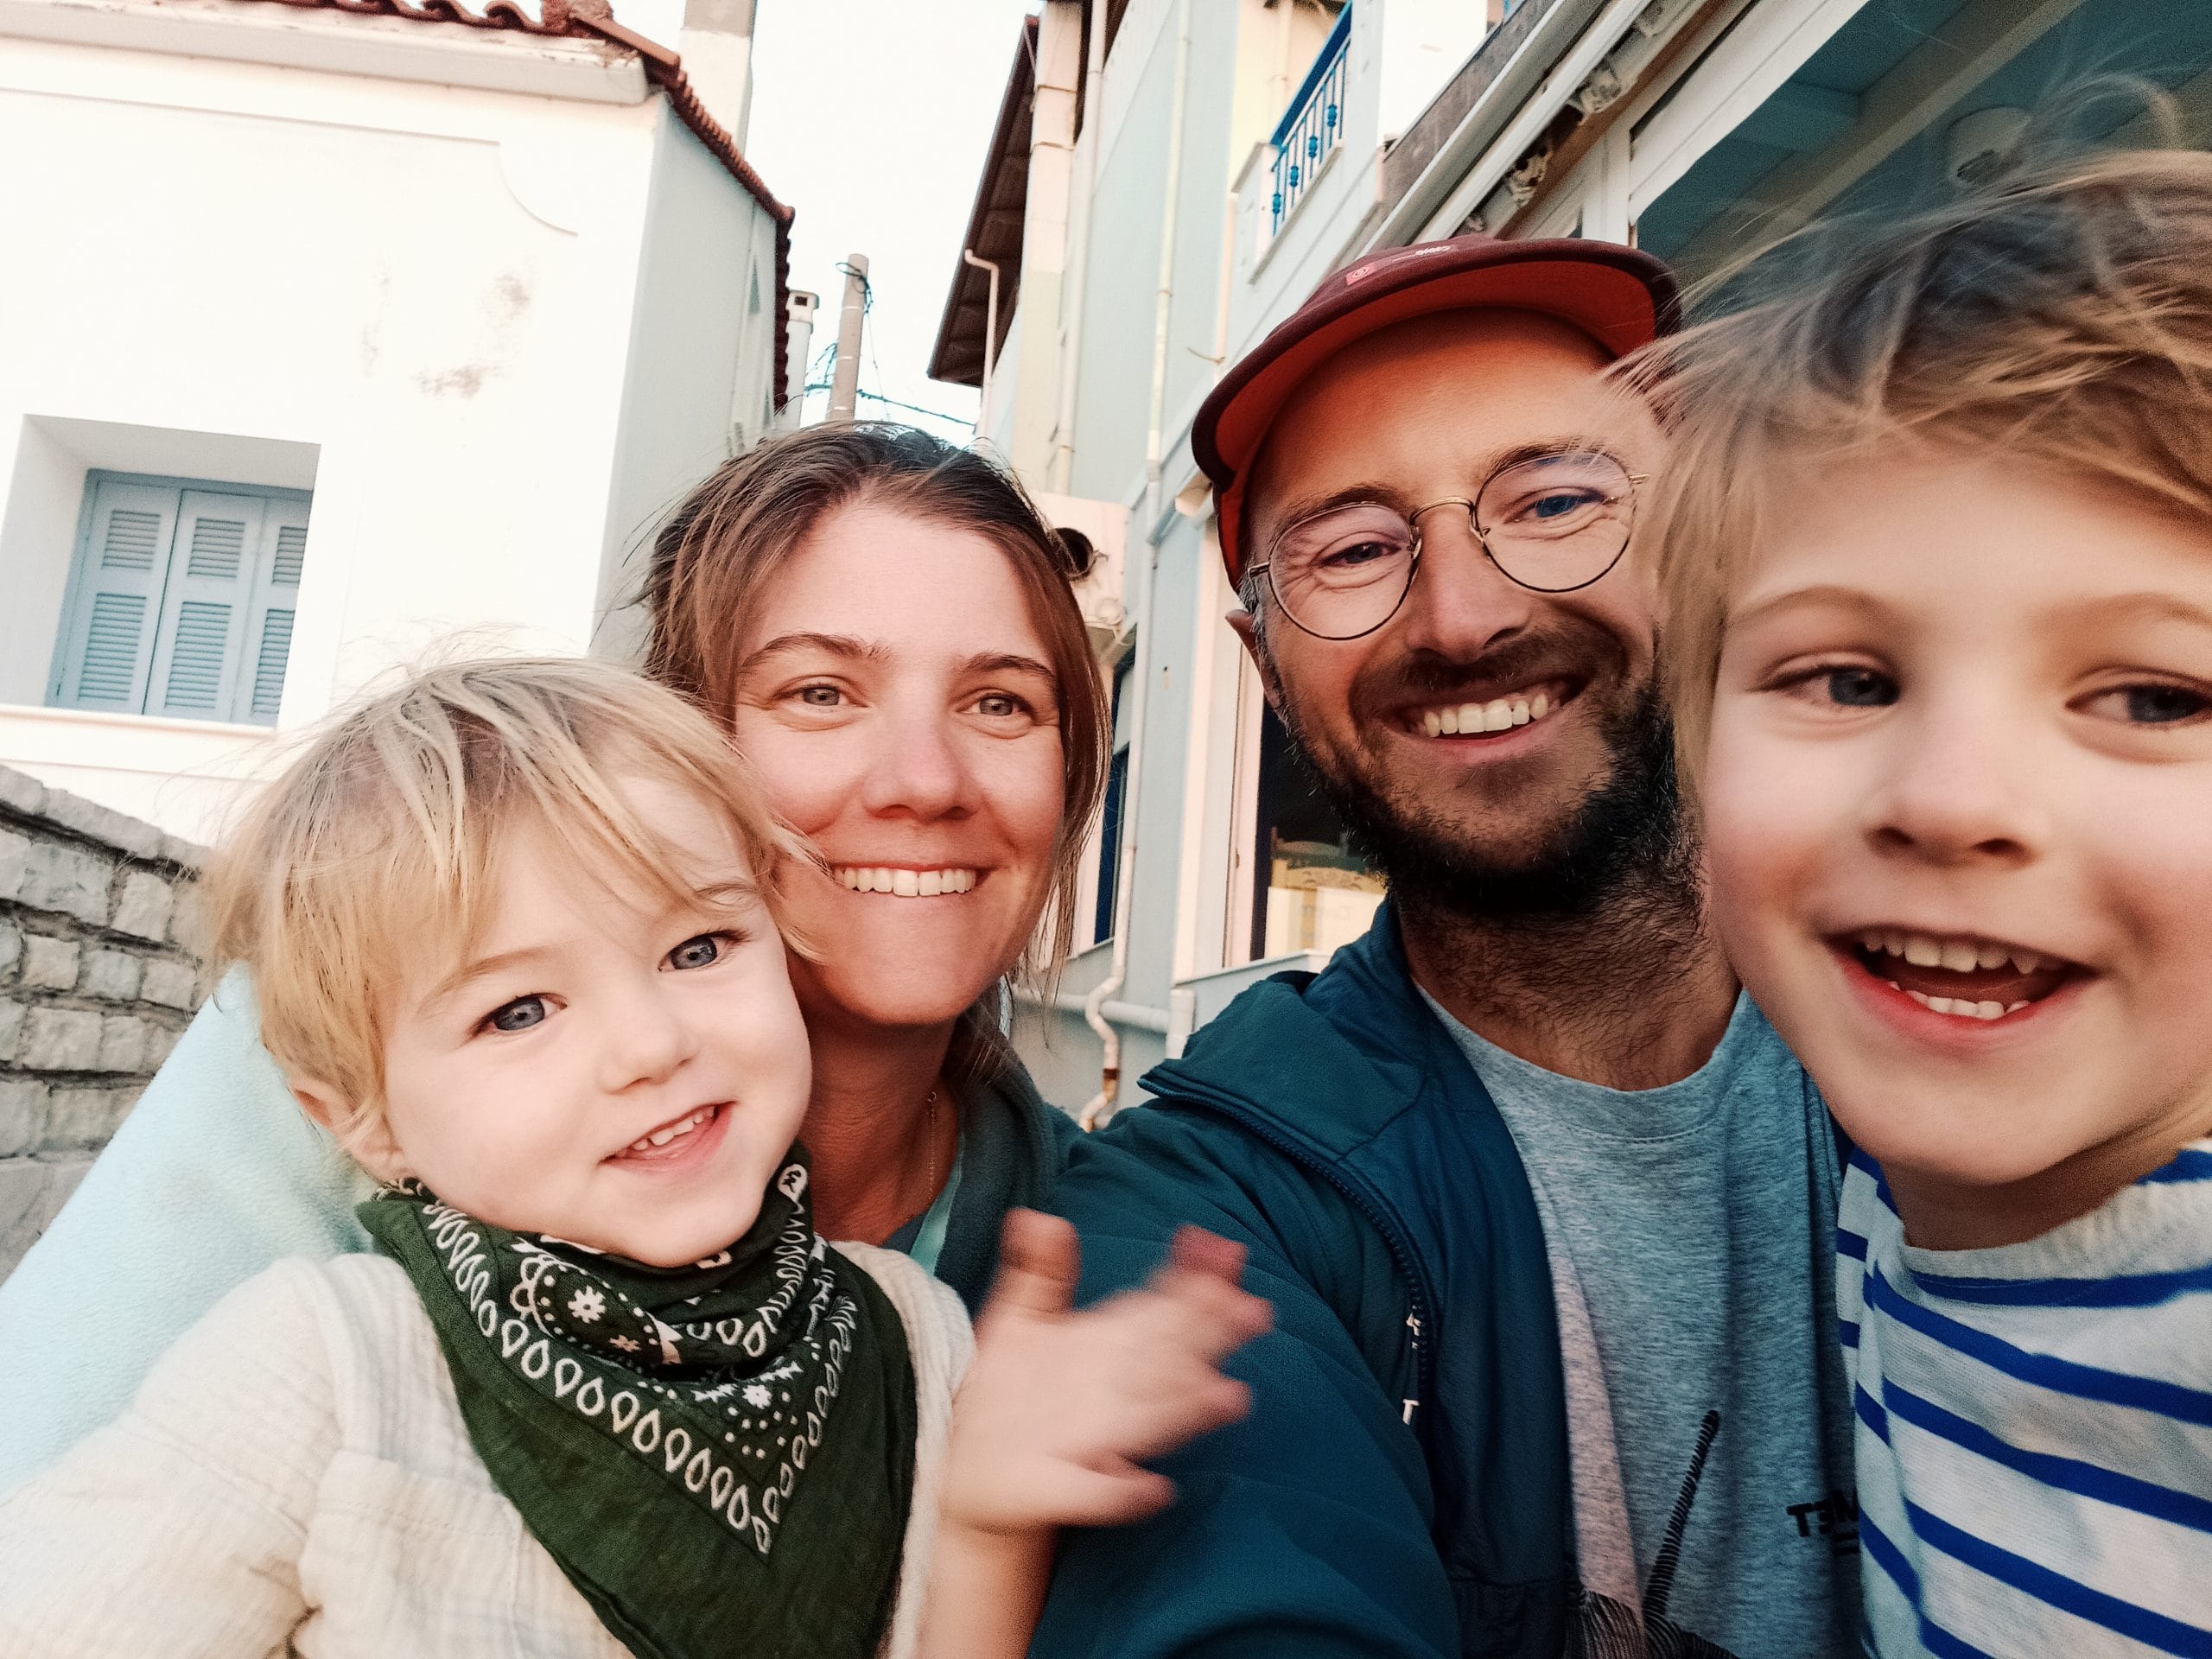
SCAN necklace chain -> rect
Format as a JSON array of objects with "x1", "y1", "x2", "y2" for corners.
[{"x1": 921, "y1": 1085, "x2": 953, "y2": 1208}]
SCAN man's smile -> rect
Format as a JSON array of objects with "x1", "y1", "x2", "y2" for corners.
[{"x1": 1402, "y1": 678, "x2": 1576, "y2": 738}]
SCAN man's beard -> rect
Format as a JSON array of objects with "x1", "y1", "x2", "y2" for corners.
[{"x1": 1284, "y1": 677, "x2": 1692, "y2": 924}]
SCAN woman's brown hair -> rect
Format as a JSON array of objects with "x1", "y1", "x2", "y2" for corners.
[{"x1": 642, "y1": 423, "x2": 1109, "y2": 1084}]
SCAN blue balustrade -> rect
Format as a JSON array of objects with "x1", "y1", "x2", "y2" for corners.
[{"x1": 1269, "y1": 5, "x2": 1351, "y2": 235}]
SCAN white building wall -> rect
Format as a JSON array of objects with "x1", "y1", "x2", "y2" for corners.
[
  {"x1": 593, "y1": 101, "x2": 782, "y2": 662},
  {"x1": 0, "y1": 33, "x2": 774, "y2": 842}
]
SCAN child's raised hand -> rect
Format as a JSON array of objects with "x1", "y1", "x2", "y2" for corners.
[{"x1": 941, "y1": 1209, "x2": 1274, "y2": 1535}]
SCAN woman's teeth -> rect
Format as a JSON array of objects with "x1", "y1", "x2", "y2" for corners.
[
  {"x1": 1421, "y1": 690, "x2": 1553, "y2": 737},
  {"x1": 1857, "y1": 931, "x2": 2056, "y2": 976},
  {"x1": 834, "y1": 867, "x2": 978, "y2": 897},
  {"x1": 626, "y1": 1106, "x2": 713, "y2": 1154}
]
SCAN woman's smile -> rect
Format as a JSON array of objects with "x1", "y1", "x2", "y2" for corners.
[{"x1": 831, "y1": 865, "x2": 982, "y2": 896}]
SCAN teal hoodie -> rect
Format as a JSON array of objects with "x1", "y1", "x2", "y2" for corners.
[{"x1": 1033, "y1": 906, "x2": 1577, "y2": 1659}]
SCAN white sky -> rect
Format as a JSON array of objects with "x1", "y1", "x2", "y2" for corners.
[{"x1": 615, "y1": 0, "x2": 1039, "y2": 439}]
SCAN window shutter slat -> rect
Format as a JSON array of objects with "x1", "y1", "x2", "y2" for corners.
[
  {"x1": 54, "y1": 480, "x2": 177, "y2": 712},
  {"x1": 162, "y1": 601, "x2": 234, "y2": 712},
  {"x1": 146, "y1": 491, "x2": 262, "y2": 721},
  {"x1": 77, "y1": 594, "x2": 151, "y2": 702},
  {"x1": 270, "y1": 524, "x2": 307, "y2": 588},
  {"x1": 249, "y1": 609, "x2": 294, "y2": 721},
  {"x1": 232, "y1": 493, "x2": 312, "y2": 726}
]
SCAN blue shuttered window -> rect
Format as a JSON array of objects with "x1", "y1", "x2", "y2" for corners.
[{"x1": 51, "y1": 474, "x2": 311, "y2": 728}]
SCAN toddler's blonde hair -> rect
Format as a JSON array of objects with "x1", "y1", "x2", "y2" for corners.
[
  {"x1": 1641, "y1": 138, "x2": 2212, "y2": 778},
  {"x1": 201, "y1": 656, "x2": 810, "y2": 1152}
]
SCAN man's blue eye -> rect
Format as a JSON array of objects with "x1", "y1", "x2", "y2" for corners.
[
  {"x1": 1826, "y1": 668, "x2": 1897, "y2": 707},
  {"x1": 1529, "y1": 490, "x2": 1597, "y2": 520},
  {"x1": 487, "y1": 995, "x2": 546, "y2": 1033},
  {"x1": 2124, "y1": 684, "x2": 2206, "y2": 724},
  {"x1": 1318, "y1": 538, "x2": 1401, "y2": 571},
  {"x1": 668, "y1": 935, "x2": 722, "y2": 970}
]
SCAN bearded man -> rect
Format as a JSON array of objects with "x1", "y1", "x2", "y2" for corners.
[{"x1": 1029, "y1": 239, "x2": 1857, "y2": 1659}]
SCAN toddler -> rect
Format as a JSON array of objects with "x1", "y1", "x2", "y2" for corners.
[
  {"x1": 1652, "y1": 146, "x2": 2212, "y2": 1656},
  {"x1": 0, "y1": 656, "x2": 1265, "y2": 1658}
]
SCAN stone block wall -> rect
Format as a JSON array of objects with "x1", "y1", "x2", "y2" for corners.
[{"x1": 0, "y1": 766, "x2": 207, "y2": 1283}]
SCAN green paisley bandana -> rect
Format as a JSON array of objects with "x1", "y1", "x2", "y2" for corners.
[{"x1": 358, "y1": 1148, "x2": 917, "y2": 1659}]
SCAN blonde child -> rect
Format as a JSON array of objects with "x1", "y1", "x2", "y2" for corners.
[
  {"x1": 1649, "y1": 146, "x2": 2212, "y2": 1656},
  {"x1": 0, "y1": 657, "x2": 1266, "y2": 1659}
]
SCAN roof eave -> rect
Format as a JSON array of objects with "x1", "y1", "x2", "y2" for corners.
[
  {"x1": 927, "y1": 13, "x2": 1035, "y2": 389},
  {"x1": 0, "y1": 0, "x2": 650, "y2": 101}
]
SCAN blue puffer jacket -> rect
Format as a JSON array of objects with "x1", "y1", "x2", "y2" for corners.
[{"x1": 1032, "y1": 905, "x2": 1577, "y2": 1659}]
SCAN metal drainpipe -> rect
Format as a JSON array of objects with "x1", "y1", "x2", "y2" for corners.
[
  {"x1": 1048, "y1": 0, "x2": 1110, "y2": 493},
  {"x1": 1078, "y1": 0, "x2": 1192, "y2": 1130},
  {"x1": 962, "y1": 250, "x2": 1002, "y2": 438}
]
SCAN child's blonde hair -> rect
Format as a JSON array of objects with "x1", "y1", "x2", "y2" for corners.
[
  {"x1": 1644, "y1": 138, "x2": 2212, "y2": 776},
  {"x1": 201, "y1": 656, "x2": 810, "y2": 1150}
]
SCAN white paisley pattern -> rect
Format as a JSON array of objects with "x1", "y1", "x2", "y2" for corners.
[{"x1": 404, "y1": 1160, "x2": 861, "y2": 1556}]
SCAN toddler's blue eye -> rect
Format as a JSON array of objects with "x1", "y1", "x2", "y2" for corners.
[
  {"x1": 2124, "y1": 684, "x2": 2206, "y2": 724},
  {"x1": 487, "y1": 995, "x2": 546, "y2": 1033},
  {"x1": 668, "y1": 935, "x2": 722, "y2": 970},
  {"x1": 1825, "y1": 668, "x2": 1897, "y2": 707}
]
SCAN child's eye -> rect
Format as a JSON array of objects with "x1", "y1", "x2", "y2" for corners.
[
  {"x1": 665, "y1": 932, "x2": 737, "y2": 971},
  {"x1": 1823, "y1": 667, "x2": 1897, "y2": 707},
  {"x1": 483, "y1": 995, "x2": 549, "y2": 1034},
  {"x1": 2082, "y1": 682, "x2": 2212, "y2": 727}
]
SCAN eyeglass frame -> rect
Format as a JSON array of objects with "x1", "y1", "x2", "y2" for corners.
[{"x1": 1244, "y1": 451, "x2": 1651, "y2": 642}]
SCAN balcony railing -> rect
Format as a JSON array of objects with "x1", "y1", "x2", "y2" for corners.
[{"x1": 1270, "y1": 5, "x2": 1351, "y2": 235}]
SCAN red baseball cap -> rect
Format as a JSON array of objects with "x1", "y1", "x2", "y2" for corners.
[{"x1": 1194, "y1": 234, "x2": 1679, "y2": 582}]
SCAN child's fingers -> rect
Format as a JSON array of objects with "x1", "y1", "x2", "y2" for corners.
[
  {"x1": 1168, "y1": 1224, "x2": 1248, "y2": 1284},
  {"x1": 1109, "y1": 1370, "x2": 1254, "y2": 1460},
  {"x1": 978, "y1": 1209, "x2": 1080, "y2": 1323},
  {"x1": 1046, "y1": 1459, "x2": 1179, "y2": 1528},
  {"x1": 1127, "y1": 1262, "x2": 1274, "y2": 1364}
]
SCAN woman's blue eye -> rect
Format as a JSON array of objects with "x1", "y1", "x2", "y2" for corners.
[
  {"x1": 1824, "y1": 667, "x2": 1897, "y2": 707},
  {"x1": 486, "y1": 995, "x2": 547, "y2": 1033},
  {"x1": 668, "y1": 935, "x2": 723, "y2": 970},
  {"x1": 2123, "y1": 683, "x2": 2208, "y2": 724},
  {"x1": 798, "y1": 685, "x2": 840, "y2": 707}
]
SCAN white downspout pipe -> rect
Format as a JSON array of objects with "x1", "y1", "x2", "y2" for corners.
[
  {"x1": 1078, "y1": 0, "x2": 1192, "y2": 1129},
  {"x1": 1049, "y1": 0, "x2": 1111, "y2": 493},
  {"x1": 962, "y1": 250, "x2": 1002, "y2": 439}
]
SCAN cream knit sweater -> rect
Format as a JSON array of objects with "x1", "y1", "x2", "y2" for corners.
[{"x1": 0, "y1": 1243, "x2": 971, "y2": 1658}]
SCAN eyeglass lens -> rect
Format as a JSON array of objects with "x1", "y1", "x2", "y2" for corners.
[{"x1": 1266, "y1": 451, "x2": 1636, "y2": 639}]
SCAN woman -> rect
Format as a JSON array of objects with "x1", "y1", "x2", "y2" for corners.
[{"x1": 0, "y1": 423, "x2": 1108, "y2": 1494}]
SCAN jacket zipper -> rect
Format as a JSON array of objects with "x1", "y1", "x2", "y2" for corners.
[{"x1": 1164, "y1": 1083, "x2": 1437, "y2": 1429}]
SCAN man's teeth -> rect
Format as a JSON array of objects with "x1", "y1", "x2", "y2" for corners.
[
  {"x1": 627, "y1": 1106, "x2": 712, "y2": 1154},
  {"x1": 1421, "y1": 690, "x2": 1553, "y2": 738},
  {"x1": 1858, "y1": 931, "x2": 2056, "y2": 976},
  {"x1": 833, "y1": 867, "x2": 978, "y2": 896}
]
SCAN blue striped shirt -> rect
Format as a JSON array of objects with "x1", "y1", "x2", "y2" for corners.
[{"x1": 1838, "y1": 1143, "x2": 2212, "y2": 1657}]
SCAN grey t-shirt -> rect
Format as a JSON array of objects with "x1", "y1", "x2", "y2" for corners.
[{"x1": 1426, "y1": 991, "x2": 1858, "y2": 1659}]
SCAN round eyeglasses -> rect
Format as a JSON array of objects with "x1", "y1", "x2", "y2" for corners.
[{"x1": 1248, "y1": 450, "x2": 1645, "y2": 641}]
